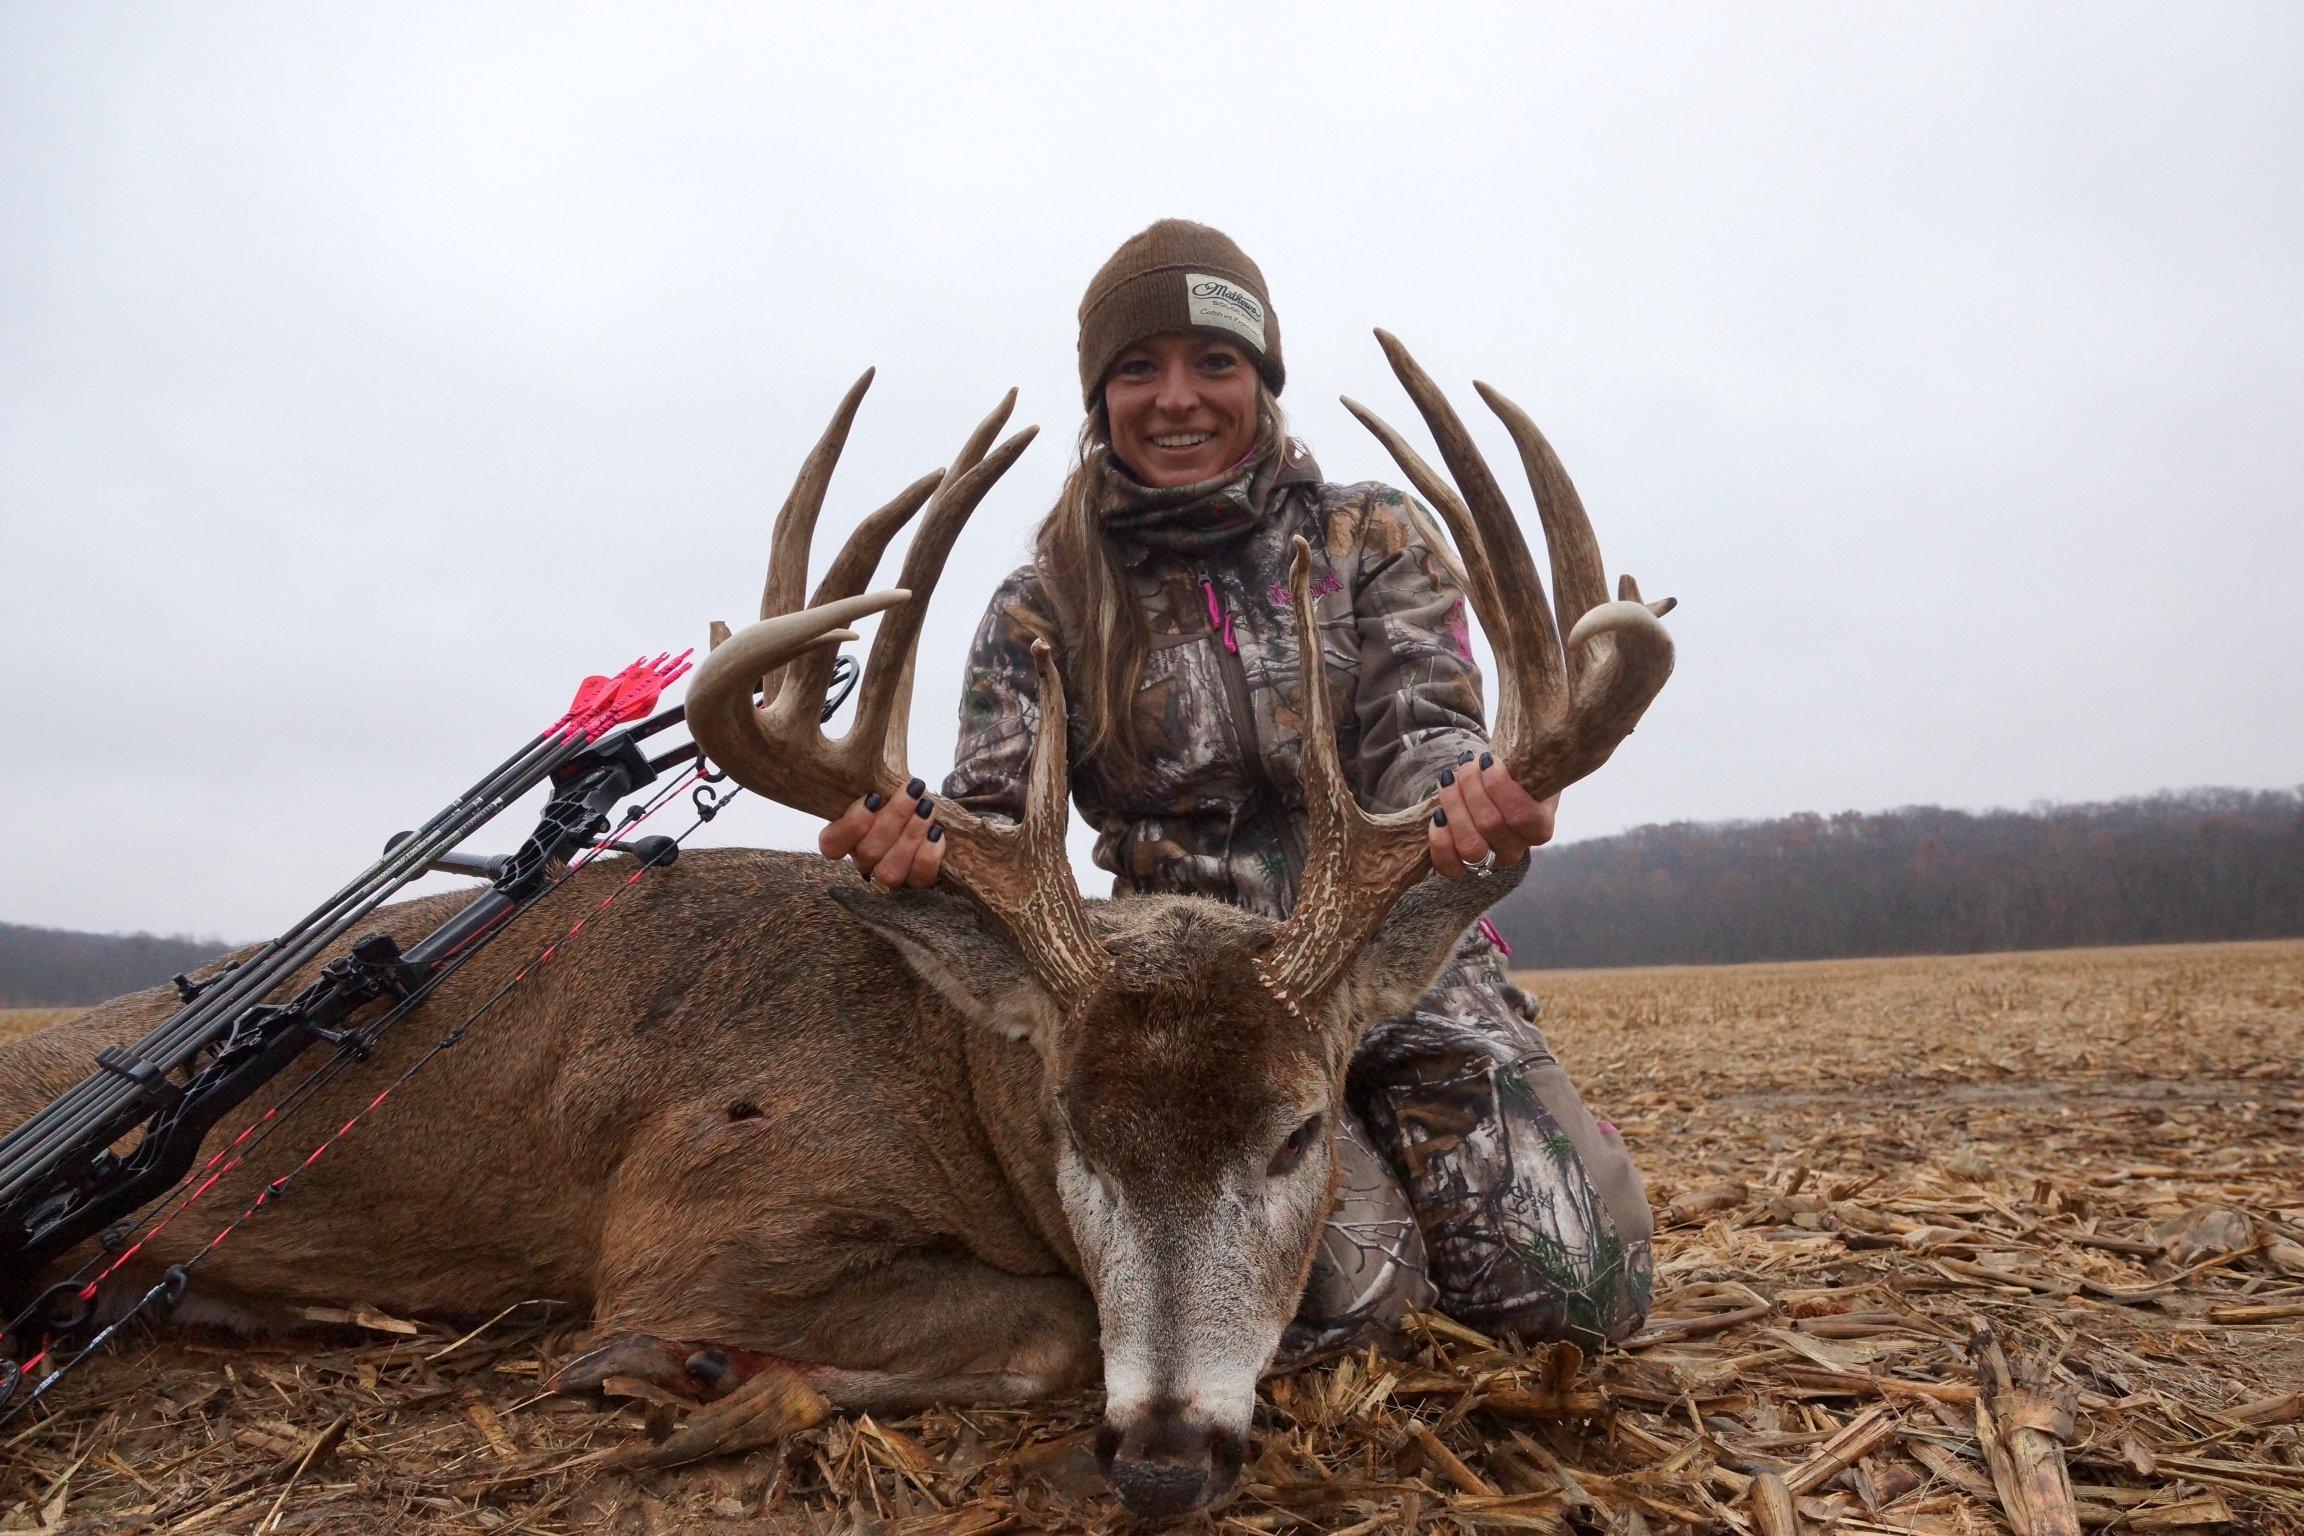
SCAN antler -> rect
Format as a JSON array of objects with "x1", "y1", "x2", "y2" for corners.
[
  {"x1": 1254, "y1": 331, "x2": 1677, "y2": 1015},
  {"x1": 685, "y1": 373, "x2": 1110, "y2": 1009}
]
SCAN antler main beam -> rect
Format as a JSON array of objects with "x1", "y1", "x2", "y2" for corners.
[{"x1": 1256, "y1": 333, "x2": 1677, "y2": 1013}]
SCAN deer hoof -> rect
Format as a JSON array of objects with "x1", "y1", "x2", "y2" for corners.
[
  {"x1": 683, "y1": 1346, "x2": 740, "y2": 1394},
  {"x1": 552, "y1": 1333, "x2": 747, "y2": 1402}
]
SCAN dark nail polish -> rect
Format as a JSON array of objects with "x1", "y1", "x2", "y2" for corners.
[
  {"x1": 927, "y1": 824, "x2": 943, "y2": 843},
  {"x1": 1479, "y1": 752, "x2": 1494, "y2": 770},
  {"x1": 915, "y1": 796, "x2": 935, "y2": 818},
  {"x1": 1433, "y1": 808, "x2": 1448, "y2": 827},
  {"x1": 905, "y1": 777, "x2": 926, "y2": 799},
  {"x1": 1458, "y1": 749, "x2": 1476, "y2": 764},
  {"x1": 864, "y1": 793, "x2": 884, "y2": 812},
  {"x1": 1439, "y1": 767, "x2": 1455, "y2": 787}
]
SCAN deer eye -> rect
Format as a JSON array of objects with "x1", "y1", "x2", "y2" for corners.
[{"x1": 1266, "y1": 1112, "x2": 1324, "y2": 1178}]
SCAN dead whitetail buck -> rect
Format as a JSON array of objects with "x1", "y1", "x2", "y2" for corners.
[{"x1": 0, "y1": 334, "x2": 1671, "y2": 1520}]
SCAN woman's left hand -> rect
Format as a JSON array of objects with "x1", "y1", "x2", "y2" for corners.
[{"x1": 1428, "y1": 752, "x2": 1560, "y2": 878}]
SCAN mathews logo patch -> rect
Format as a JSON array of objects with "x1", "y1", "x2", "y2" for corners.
[{"x1": 1185, "y1": 273, "x2": 1267, "y2": 349}]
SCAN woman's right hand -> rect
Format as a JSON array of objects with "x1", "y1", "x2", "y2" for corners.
[{"x1": 819, "y1": 779, "x2": 947, "y2": 888}]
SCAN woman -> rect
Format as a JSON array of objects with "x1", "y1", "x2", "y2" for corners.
[{"x1": 821, "y1": 220, "x2": 1653, "y2": 1355}]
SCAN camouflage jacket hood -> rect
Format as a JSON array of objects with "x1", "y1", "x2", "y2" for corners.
[{"x1": 943, "y1": 445, "x2": 1489, "y2": 918}]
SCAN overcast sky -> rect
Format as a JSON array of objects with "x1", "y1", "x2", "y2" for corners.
[{"x1": 3, "y1": 4, "x2": 2298, "y2": 940}]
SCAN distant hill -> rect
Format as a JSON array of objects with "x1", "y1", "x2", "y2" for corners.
[
  {"x1": 0, "y1": 923, "x2": 231, "y2": 1008},
  {"x1": 12, "y1": 788, "x2": 2300, "y2": 995},
  {"x1": 1491, "y1": 787, "x2": 2304, "y2": 969}
]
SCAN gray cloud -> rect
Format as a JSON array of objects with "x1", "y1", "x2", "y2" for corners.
[{"x1": 3, "y1": 3, "x2": 2298, "y2": 938}]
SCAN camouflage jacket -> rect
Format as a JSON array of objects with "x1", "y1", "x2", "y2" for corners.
[{"x1": 943, "y1": 448, "x2": 1547, "y2": 1070}]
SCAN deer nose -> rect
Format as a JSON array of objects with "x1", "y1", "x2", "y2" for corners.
[{"x1": 1095, "y1": 1411, "x2": 1247, "y2": 1520}]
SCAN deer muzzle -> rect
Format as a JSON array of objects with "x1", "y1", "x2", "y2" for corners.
[{"x1": 1095, "y1": 1403, "x2": 1249, "y2": 1520}]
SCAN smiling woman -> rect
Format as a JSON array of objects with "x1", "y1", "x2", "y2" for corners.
[
  {"x1": 816, "y1": 219, "x2": 1654, "y2": 1444},
  {"x1": 1102, "y1": 332, "x2": 1262, "y2": 488}
]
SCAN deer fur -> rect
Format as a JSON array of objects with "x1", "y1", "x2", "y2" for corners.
[{"x1": 1, "y1": 844, "x2": 1516, "y2": 1515}]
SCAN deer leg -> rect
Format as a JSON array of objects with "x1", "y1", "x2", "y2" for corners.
[
  {"x1": 564, "y1": 1249, "x2": 1096, "y2": 1412},
  {"x1": 548, "y1": 1333, "x2": 766, "y2": 1400},
  {"x1": 549, "y1": 1332, "x2": 1087, "y2": 1414}
]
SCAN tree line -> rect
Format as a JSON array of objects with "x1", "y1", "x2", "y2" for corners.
[
  {"x1": 0, "y1": 923, "x2": 226, "y2": 1009},
  {"x1": 7, "y1": 787, "x2": 2300, "y2": 1000},
  {"x1": 1488, "y1": 787, "x2": 2304, "y2": 969}
]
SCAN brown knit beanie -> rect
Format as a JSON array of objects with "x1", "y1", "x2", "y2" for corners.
[{"x1": 1077, "y1": 219, "x2": 1283, "y2": 406}]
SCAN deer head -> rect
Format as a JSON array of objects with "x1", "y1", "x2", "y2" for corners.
[{"x1": 686, "y1": 335, "x2": 1674, "y2": 1520}]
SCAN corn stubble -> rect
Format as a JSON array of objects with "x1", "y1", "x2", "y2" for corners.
[{"x1": 2, "y1": 938, "x2": 2298, "y2": 1533}]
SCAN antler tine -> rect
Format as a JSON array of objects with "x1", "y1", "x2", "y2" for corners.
[
  {"x1": 1615, "y1": 573, "x2": 1676, "y2": 619},
  {"x1": 1252, "y1": 539, "x2": 1435, "y2": 1014},
  {"x1": 1371, "y1": 330, "x2": 1568, "y2": 726},
  {"x1": 1558, "y1": 587, "x2": 1676, "y2": 784},
  {"x1": 686, "y1": 588, "x2": 913, "y2": 819},
  {"x1": 847, "y1": 417, "x2": 1041, "y2": 778},
  {"x1": 926, "y1": 635, "x2": 1107, "y2": 1007},
  {"x1": 1472, "y1": 380, "x2": 1610, "y2": 683},
  {"x1": 760, "y1": 368, "x2": 875, "y2": 625},
  {"x1": 766, "y1": 468, "x2": 944, "y2": 732},
  {"x1": 1279, "y1": 540, "x2": 1358, "y2": 853},
  {"x1": 946, "y1": 387, "x2": 1018, "y2": 483},
  {"x1": 1458, "y1": 366, "x2": 1675, "y2": 747},
  {"x1": 770, "y1": 383, "x2": 1013, "y2": 709},
  {"x1": 843, "y1": 388, "x2": 1019, "y2": 761},
  {"x1": 807, "y1": 471, "x2": 942, "y2": 609},
  {"x1": 1338, "y1": 395, "x2": 1507, "y2": 628}
]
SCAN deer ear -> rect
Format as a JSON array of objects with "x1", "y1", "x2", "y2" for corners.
[
  {"x1": 1353, "y1": 860, "x2": 1530, "y2": 1024},
  {"x1": 826, "y1": 884, "x2": 1053, "y2": 1044}
]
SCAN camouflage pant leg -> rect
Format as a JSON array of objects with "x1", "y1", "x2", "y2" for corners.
[
  {"x1": 1365, "y1": 1048, "x2": 1655, "y2": 1350},
  {"x1": 1277, "y1": 1107, "x2": 1437, "y2": 1368}
]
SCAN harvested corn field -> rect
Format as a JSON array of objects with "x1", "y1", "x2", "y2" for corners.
[
  {"x1": 3, "y1": 938, "x2": 2299, "y2": 1533},
  {"x1": 0, "y1": 1013, "x2": 79, "y2": 1045}
]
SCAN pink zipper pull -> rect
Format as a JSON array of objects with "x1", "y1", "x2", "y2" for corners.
[
  {"x1": 1202, "y1": 577, "x2": 1238, "y2": 654},
  {"x1": 1477, "y1": 916, "x2": 1513, "y2": 958}
]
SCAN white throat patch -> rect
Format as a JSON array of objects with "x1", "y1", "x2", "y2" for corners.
[{"x1": 1185, "y1": 273, "x2": 1267, "y2": 350}]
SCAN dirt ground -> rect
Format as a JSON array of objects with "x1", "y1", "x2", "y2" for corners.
[{"x1": 3, "y1": 939, "x2": 2299, "y2": 1534}]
